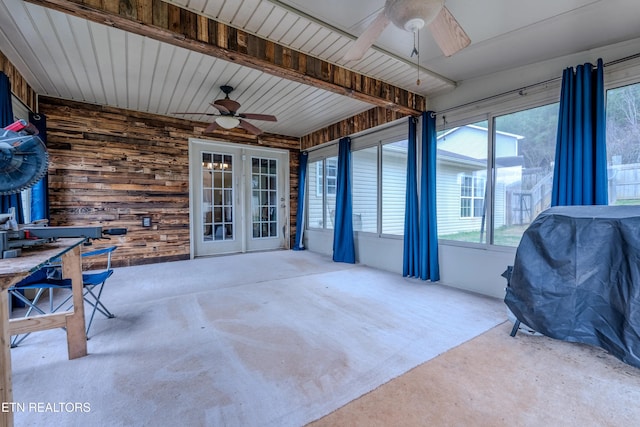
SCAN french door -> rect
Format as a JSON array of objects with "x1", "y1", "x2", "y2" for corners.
[{"x1": 189, "y1": 139, "x2": 290, "y2": 257}]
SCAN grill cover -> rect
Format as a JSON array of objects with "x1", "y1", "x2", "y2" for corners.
[{"x1": 504, "y1": 205, "x2": 640, "y2": 368}]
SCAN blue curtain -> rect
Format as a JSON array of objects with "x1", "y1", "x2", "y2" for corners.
[
  {"x1": 403, "y1": 117, "x2": 420, "y2": 277},
  {"x1": 552, "y1": 58, "x2": 608, "y2": 206},
  {"x1": 0, "y1": 72, "x2": 24, "y2": 223},
  {"x1": 420, "y1": 112, "x2": 440, "y2": 281},
  {"x1": 332, "y1": 137, "x2": 355, "y2": 263},
  {"x1": 293, "y1": 151, "x2": 308, "y2": 250},
  {"x1": 29, "y1": 112, "x2": 49, "y2": 221}
]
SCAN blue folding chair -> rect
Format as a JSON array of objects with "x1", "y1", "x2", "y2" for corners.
[
  {"x1": 9, "y1": 269, "x2": 72, "y2": 347},
  {"x1": 75, "y1": 246, "x2": 117, "y2": 335},
  {"x1": 9, "y1": 246, "x2": 118, "y2": 346}
]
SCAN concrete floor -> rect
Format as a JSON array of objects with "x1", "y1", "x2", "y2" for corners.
[{"x1": 9, "y1": 250, "x2": 505, "y2": 426}]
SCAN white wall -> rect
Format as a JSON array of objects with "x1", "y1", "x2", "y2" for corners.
[
  {"x1": 438, "y1": 244, "x2": 515, "y2": 299},
  {"x1": 304, "y1": 229, "x2": 405, "y2": 274},
  {"x1": 304, "y1": 228, "x2": 512, "y2": 299}
]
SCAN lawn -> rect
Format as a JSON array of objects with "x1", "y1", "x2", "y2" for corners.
[{"x1": 440, "y1": 224, "x2": 530, "y2": 247}]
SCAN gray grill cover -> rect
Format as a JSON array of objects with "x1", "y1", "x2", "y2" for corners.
[{"x1": 504, "y1": 205, "x2": 640, "y2": 368}]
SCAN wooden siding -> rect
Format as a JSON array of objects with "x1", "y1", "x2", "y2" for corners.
[
  {"x1": 352, "y1": 147, "x2": 377, "y2": 233},
  {"x1": 436, "y1": 164, "x2": 483, "y2": 236},
  {"x1": 306, "y1": 159, "x2": 323, "y2": 229},
  {"x1": 301, "y1": 107, "x2": 410, "y2": 150},
  {"x1": 0, "y1": 50, "x2": 37, "y2": 112},
  {"x1": 39, "y1": 96, "x2": 299, "y2": 267},
  {"x1": 380, "y1": 145, "x2": 406, "y2": 235}
]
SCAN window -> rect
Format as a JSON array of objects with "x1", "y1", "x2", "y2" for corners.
[
  {"x1": 431, "y1": 59, "x2": 640, "y2": 250},
  {"x1": 606, "y1": 82, "x2": 640, "y2": 206},
  {"x1": 306, "y1": 125, "x2": 408, "y2": 236},
  {"x1": 307, "y1": 159, "x2": 323, "y2": 228},
  {"x1": 307, "y1": 157, "x2": 337, "y2": 229},
  {"x1": 325, "y1": 157, "x2": 337, "y2": 229},
  {"x1": 460, "y1": 174, "x2": 485, "y2": 218},
  {"x1": 316, "y1": 158, "x2": 337, "y2": 196},
  {"x1": 352, "y1": 146, "x2": 378, "y2": 232},
  {"x1": 381, "y1": 140, "x2": 407, "y2": 235},
  {"x1": 436, "y1": 103, "x2": 560, "y2": 248},
  {"x1": 436, "y1": 120, "x2": 489, "y2": 244},
  {"x1": 493, "y1": 104, "x2": 558, "y2": 246}
]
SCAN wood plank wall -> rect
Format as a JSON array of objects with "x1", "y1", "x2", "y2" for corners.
[
  {"x1": 301, "y1": 107, "x2": 410, "y2": 150},
  {"x1": 0, "y1": 51, "x2": 37, "y2": 112},
  {"x1": 39, "y1": 96, "x2": 300, "y2": 267}
]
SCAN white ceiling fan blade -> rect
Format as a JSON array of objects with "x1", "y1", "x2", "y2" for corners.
[
  {"x1": 428, "y1": 6, "x2": 471, "y2": 57},
  {"x1": 343, "y1": 11, "x2": 390, "y2": 62}
]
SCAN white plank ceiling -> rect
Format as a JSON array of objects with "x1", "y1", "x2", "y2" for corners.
[{"x1": 2, "y1": 0, "x2": 640, "y2": 138}]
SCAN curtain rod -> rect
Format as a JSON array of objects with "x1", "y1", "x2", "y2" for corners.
[{"x1": 434, "y1": 52, "x2": 640, "y2": 116}]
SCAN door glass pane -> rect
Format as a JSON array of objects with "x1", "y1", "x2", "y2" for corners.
[
  {"x1": 202, "y1": 155, "x2": 213, "y2": 241},
  {"x1": 203, "y1": 151, "x2": 233, "y2": 242},
  {"x1": 436, "y1": 120, "x2": 489, "y2": 244},
  {"x1": 381, "y1": 141, "x2": 407, "y2": 235},
  {"x1": 252, "y1": 157, "x2": 278, "y2": 239},
  {"x1": 494, "y1": 104, "x2": 558, "y2": 246},
  {"x1": 352, "y1": 146, "x2": 378, "y2": 232}
]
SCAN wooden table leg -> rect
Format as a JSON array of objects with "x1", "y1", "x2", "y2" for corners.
[
  {"x1": 61, "y1": 245, "x2": 87, "y2": 359},
  {"x1": 0, "y1": 286, "x2": 14, "y2": 427}
]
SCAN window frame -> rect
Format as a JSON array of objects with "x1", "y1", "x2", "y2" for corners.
[
  {"x1": 315, "y1": 158, "x2": 338, "y2": 197},
  {"x1": 436, "y1": 97, "x2": 561, "y2": 250},
  {"x1": 433, "y1": 57, "x2": 640, "y2": 250},
  {"x1": 305, "y1": 122, "x2": 408, "y2": 237}
]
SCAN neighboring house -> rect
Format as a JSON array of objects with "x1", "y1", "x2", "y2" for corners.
[
  {"x1": 306, "y1": 126, "x2": 528, "y2": 239},
  {"x1": 436, "y1": 125, "x2": 525, "y2": 237}
]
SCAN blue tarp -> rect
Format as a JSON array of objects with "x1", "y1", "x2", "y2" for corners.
[{"x1": 505, "y1": 205, "x2": 640, "y2": 368}]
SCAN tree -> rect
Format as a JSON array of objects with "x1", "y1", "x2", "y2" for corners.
[
  {"x1": 606, "y1": 84, "x2": 640, "y2": 163},
  {"x1": 495, "y1": 103, "x2": 559, "y2": 170}
]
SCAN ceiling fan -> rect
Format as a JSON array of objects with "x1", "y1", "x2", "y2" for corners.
[
  {"x1": 173, "y1": 85, "x2": 277, "y2": 135},
  {"x1": 344, "y1": 0, "x2": 471, "y2": 61}
]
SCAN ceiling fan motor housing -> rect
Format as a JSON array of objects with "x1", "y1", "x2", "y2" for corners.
[
  {"x1": 214, "y1": 98, "x2": 241, "y2": 114},
  {"x1": 216, "y1": 85, "x2": 241, "y2": 114},
  {"x1": 385, "y1": 0, "x2": 445, "y2": 31}
]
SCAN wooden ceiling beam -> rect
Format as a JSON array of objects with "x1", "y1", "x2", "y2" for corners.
[{"x1": 25, "y1": 0, "x2": 426, "y2": 115}]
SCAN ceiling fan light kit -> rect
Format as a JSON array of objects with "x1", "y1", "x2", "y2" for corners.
[{"x1": 215, "y1": 116, "x2": 241, "y2": 129}]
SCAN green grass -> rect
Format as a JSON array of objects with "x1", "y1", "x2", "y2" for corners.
[
  {"x1": 441, "y1": 202, "x2": 640, "y2": 246},
  {"x1": 440, "y1": 224, "x2": 530, "y2": 247},
  {"x1": 613, "y1": 199, "x2": 640, "y2": 206}
]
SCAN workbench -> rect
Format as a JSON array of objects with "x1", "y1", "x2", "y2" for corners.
[{"x1": 0, "y1": 238, "x2": 88, "y2": 427}]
